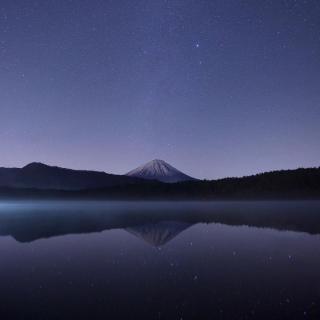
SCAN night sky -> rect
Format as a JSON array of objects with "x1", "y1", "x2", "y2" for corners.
[{"x1": 1, "y1": 0, "x2": 319, "y2": 179}]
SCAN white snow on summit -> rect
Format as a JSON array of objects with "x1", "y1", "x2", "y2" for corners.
[{"x1": 126, "y1": 159, "x2": 195, "y2": 183}]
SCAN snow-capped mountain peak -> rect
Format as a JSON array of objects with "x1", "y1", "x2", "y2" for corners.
[{"x1": 126, "y1": 159, "x2": 195, "y2": 183}]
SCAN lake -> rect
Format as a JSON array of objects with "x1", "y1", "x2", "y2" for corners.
[{"x1": 0, "y1": 201, "x2": 320, "y2": 319}]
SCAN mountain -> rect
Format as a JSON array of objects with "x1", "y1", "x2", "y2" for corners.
[
  {"x1": 0, "y1": 162, "x2": 144, "y2": 190},
  {"x1": 126, "y1": 159, "x2": 195, "y2": 183}
]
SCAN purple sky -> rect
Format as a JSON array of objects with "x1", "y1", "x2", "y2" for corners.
[{"x1": 1, "y1": 0, "x2": 319, "y2": 179}]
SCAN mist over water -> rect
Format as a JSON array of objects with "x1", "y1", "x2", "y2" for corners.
[{"x1": 0, "y1": 201, "x2": 320, "y2": 319}]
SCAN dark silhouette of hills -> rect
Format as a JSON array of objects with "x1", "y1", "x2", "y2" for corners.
[
  {"x1": 0, "y1": 164, "x2": 319, "y2": 199},
  {"x1": 0, "y1": 162, "x2": 145, "y2": 190}
]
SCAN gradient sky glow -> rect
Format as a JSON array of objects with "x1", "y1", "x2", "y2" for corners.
[{"x1": 1, "y1": 0, "x2": 319, "y2": 179}]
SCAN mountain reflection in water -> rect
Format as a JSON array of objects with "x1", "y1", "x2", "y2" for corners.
[
  {"x1": 1, "y1": 201, "x2": 320, "y2": 320},
  {"x1": 0, "y1": 201, "x2": 320, "y2": 244}
]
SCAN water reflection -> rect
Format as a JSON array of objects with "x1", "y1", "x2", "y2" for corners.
[
  {"x1": 0, "y1": 200, "x2": 320, "y2": 243},
  {"x1": 126, "y1": 221, "x2": 192, "y2": 246},
  {"x1": 0, "y1": 201, "x2": 320, "y2": 319}
]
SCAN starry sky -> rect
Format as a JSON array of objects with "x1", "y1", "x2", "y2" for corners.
[{"x1": 1, "y1": 0, "x2": 319, "y2": 179}]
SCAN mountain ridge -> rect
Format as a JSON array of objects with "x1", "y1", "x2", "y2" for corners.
[
  {"x1": 0, "y1": 162, "x2": 145, "y2": 190},
  {"x1": 0, "y1": 162, "x2": 319, "y2": 199}
]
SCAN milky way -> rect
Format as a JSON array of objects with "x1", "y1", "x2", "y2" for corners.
[{"x1": 0, "y1": 0, "x2": 319, "y2": 178}]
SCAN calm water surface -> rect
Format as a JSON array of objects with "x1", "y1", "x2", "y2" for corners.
[{"x1": 0, "y1": 201, "x2": 320, "y2": 319}]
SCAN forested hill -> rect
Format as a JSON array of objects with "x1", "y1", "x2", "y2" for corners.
[{"x1": 0, "y1": 167, "x2": 319, "y2": 200}]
